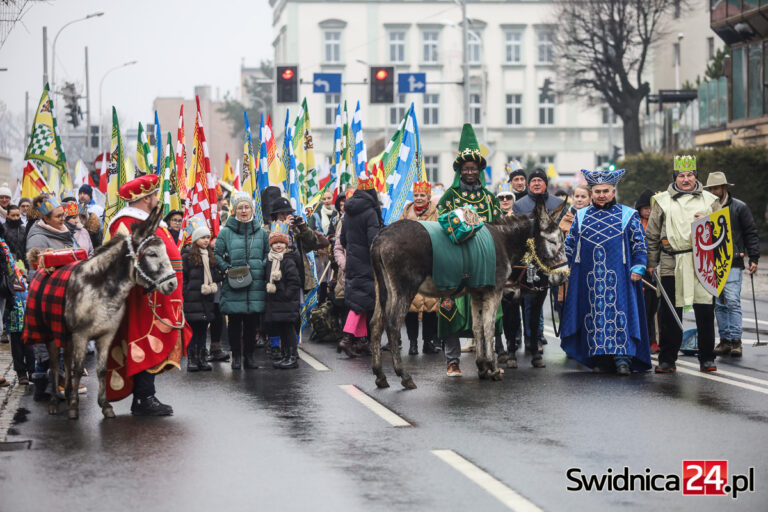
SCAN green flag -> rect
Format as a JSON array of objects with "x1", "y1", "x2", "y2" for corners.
[{"x1": 104, "y1": 107, "x2": 127, "y2": 238}]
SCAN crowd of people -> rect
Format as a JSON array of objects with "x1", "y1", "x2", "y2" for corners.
[{"x1": 0, "y1": 123, "x2": 761, "y2": 413}]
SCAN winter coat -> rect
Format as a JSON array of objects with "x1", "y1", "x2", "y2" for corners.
[
  {"x1": 264, "y1": 252, "x2": 302, "y2": 324},
  {"x1": 721, "y1": 194, "x2": 760, "y2": 269},
  {"x1": 289, "y1": 221, "x2": 323, "y2": 292},
  {"x1": 183, "y1": 246, "x2": 224, "y2": 322},
  {"x1": 309, "y1": 207, "x2": 339, "y2": 236},
  {"x1": 3, "y1": 220, "x2": 26, "y2": 264},
  {"x1": 214, "y1": 214, "x2": 269, "y2": 315},
  {"x1": 83, "y1": 213, "x2": 103, "y2": 250},
  {"x1": 399, "y1": 201, "x2": 439, "y2": 314},
  {"x1": 512, "y1": 191, "x2": 565, "y2": 217},
  {"x1": 559, "y1": 207, "x2": 576, "y2": 235},
  {"x1": 332, "y1": 219, "x2": 346, "y2": 302},
  {"x1": 341, "y1": 190, "x2": 382, "y2": 313},
  {"x1": 70, "y1": 223, "x2": 94, "y2": 257},
  {"x1": 26, "y1": 220, "x2": 76, "y2": 252}
]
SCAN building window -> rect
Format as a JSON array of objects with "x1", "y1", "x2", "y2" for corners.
[
  {"x1": 389, "y1": 94, "x2": 407, "y2": 126},
  {"x1": 732, "y1": 47, "x2": 746, "y2": 120},
  {"x1": 389, "y1": 31, "x2": 406, "y2": 63},
  {"x1": 423, "y1": 94, "x2": 439, "y2": 125},
  {"x1": 506, "y1": 94, "x2": 522, "y2": 125},
  {"x1": 601, "y1": 106, "x2": 617, "y2": 125},
  {"x1": 325, "y1": 94, "x2": 340, "y2": 125},
  {"x1": 539, "y1": 95, "x2": 554, "y2": 125},
  {"x1": 424, "y1": 155, "x2": 439, "y2": 182},
  {"x1": 507, "y1": 154, "x2": 523, "y2": 164},
  {"x1": 708, "y1": 37, "x2": 715, "y2": 60},
  {"x1": 470, "y1": 93, "x2": 482, "y2": 125},
  {"x1": 539, "y1": 155, "x2": 555, "y2": 166},
  {"x1": 468, "y1": 34, "x2": 482, "y2": 64},
  {"x1": 537, "y1": 31, "x2": 554, "y2": 64},
  {"x1": 423, "y1": 31, "x2": 439, "y2": 63},
  {"x1": 748, "y1": 43, "x2": 763, "y2": 118},
  {"x1": 505, "y1": 31, "x2": 522, "y2": 63},
  {"x1": 324, "y1": 31, "x2": 341, "y2": 63}
]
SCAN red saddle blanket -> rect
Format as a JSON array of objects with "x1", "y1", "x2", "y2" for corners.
[{"x1": 23, "y1": 263, "x2": 81, "y2": 348}]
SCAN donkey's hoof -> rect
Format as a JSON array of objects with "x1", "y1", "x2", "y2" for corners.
[
  {"x1": 490, "y1": 369, "x2": 503, "y2": 381},
  {"x1": 68, "y1": 409, "x2": 79, "y2": 420},
  {"x1": 375, "y1": 377, "x2": 390, "y2": 389},
  {"x1": 478, "y1": 369, "x2": 490, "y2": 380},
  {"x1": 401, "y1": 377, "x2": 417, "y2": 390},
  {"x1": 102, "y1": 407, "x2": 116, "y2": 419}
]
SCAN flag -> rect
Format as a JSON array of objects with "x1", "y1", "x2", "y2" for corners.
[
  {"x1": 379, "y1": 110, "x2": 408, "y2": 193},
  {"x1": 263, "y1": 114, "x2": 283, "y2": 186},
  {"x1": 24, "y1": 83, "x2": 67, "y2": 176},
  {"x1": 382, "y1": 104, "x2": 420, "y2": 223},
  {"x1": 222, "y1": 153, "x2": 234, "y2": 186},
  {"x1": 233, "y1": 158, "x2": 241, "y2": 191},
  {"x1": 183, "y1": 96, "x2": 219, "y2": 241},
  {"x1": 242, "y1": 112, "x2": 259, "y2": 195},
  {"x1": 154, "y1": 110, "x2": 163, "y2": 176},
  {"x1": 330, "y1": 104, "x2": 343, "y2": 197},
  {"x1": 279, "y1": 109, "x2": 293, "y2": 193},
  {"x1": 292, "y1": 98, "x2": 316, "y2": 204},
  {"x1": 374, "y1": 160, "x2": 386, "y2": 193},
  {"x1": 104, "y1": 107, "x2": 128, "y2": 237},
  {"x1": 160, "y1": 131, "x2": 175, "y2": 217},
  {"x1": 546, "y1": 163, "x2": 558, "y2": 179},
  {"x1": 339, "y1": 101, "x2": 354, "y2": 188},
  {"x1": 21, "y1": 161, "x2": 51, "y2": 198},
  {"x1": 98, "y1": 152, "x2": 109, "y2": 194},
  {"x1": 257, "y1": 114, "x2": 271, "y2": 192},
  {"x1": 47, "y1": 164, "x2": 60, "y2": 197},
  {"x1": 136, "y1": 122, "x2": 153, "y2": 176},
  {"x1": 73, "y1": 159, "x2": 90, "y2": 187},
  {"x1": 284, "y1": 121, "x2": 303, "y2": 218},
  {"x1": 351, "y1": 101, "x2": 368, "y2": 179},
  {"x1": 175, "y1": 105, "x2": 188, "y2": 200}
]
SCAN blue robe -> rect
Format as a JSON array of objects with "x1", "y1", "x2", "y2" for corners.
[{"x1": 560, "y1": 203, "x2": 652, "y2": 371}]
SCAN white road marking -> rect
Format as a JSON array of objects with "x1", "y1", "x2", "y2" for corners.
[
  {"x1": 297, "y1": 348, "x2": 330, "y2": 372},
  {"x1": 650, "y1": 356, "x2": 768, "y2": 395},
  {"x1": 432, "y1": 450, "x2": 544, "y2": 512},
  {"x1": 666, "y1": 357, "x2": 768, "y2": 388},
  {"x1": 339, "y1": 385, "x2": 411, "y2": 427}
]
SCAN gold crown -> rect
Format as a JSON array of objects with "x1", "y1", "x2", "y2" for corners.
[
  {"x1": 357, "y1": 175, "x2": 376, "y2": 191},
  {"x1": 674, "y1": 155, "x2": 697, "y2": 173},
  {"x1": 413, "y1": 181, "x2": 431, "y2": 195}
]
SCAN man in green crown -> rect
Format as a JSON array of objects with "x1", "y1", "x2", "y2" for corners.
[{"x1": 436, "y1": 124, "x2": 501, "y2": 377}]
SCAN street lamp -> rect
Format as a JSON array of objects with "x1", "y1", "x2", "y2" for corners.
[
  {"x1": 99, "y1": 60, "x2": 137, "y2": 151},
  {"x1": 454, "y1": 0, "x2": 471, "y2": 124},
  {"x1": 50, "y1": 11, "x2": 104, "y2": 93}
]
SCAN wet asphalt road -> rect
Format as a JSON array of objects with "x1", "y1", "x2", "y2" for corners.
[{"x1": 2, "y1": 294, "x2": 768, "y2": 511}]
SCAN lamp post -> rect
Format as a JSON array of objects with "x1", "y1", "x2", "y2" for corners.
[
  {"x1": 99, "y1": 60, "x2": 137, "y2": 151},
  {"x1": 50, "y1": 11, "x2": 104, "y2": 94},
  {"x1": 456, "y1": 0, "x2": 470, "y2": 124}
]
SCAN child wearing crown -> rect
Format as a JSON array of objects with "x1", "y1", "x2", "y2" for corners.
[{"x1": 265, "y1": 221, "x2": 303, "y2": 369}]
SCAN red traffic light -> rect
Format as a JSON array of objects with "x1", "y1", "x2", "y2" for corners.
[
  {"x1": 281, "y1": 68, "x2": 295, "y2": 80},
  {"x1": 375, "y1": 69, "x2": 389, "y2": 81}
]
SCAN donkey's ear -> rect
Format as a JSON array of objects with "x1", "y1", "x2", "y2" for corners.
[
  {"x1": 550, "y1": 200, "x2": 566, "y2": 221},
  {"x1": 134, "y1": 205, "x2": 163, "y2": 239},
  {"x1": 533, "y1": 198, "x2": 549, "y2": 226}
]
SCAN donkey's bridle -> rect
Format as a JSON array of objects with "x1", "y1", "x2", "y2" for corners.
[
  {"x1": 126, "y1": 235, "x2": 177, "y2": 292},
  {"x1": 521, "y1": 237, "x2": 569, "y2": 276}
]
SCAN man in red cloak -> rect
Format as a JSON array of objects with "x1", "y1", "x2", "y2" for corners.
[{"x1": 106, "y1": 174, "x2": 190, "y2": 416}]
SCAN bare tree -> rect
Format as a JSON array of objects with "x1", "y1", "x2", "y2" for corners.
[{"x1": 554, "y1": 0, "x2": 678, "y2": 155}]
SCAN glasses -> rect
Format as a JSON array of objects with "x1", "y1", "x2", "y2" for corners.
[{"x1": 498, "y1": 195, "x2": 514, "y2": 201}]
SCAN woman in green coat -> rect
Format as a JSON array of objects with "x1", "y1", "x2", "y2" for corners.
[{"x1": 215, "y1": 193, "x2": 269, "y2": 370}]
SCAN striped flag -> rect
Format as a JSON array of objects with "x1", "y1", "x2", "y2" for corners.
[
  {"x1": 21, "y1": 161, "x2": 51, "y2": 198},
  {"x1": 136, "y1": 122, "x2": 152, "y2": 176},
  {"x1": 258, "y1": 114, "x2": 271, "y2": 192},
  {"x1": 331, "y1": 104, "x2": 343, "y2": 197},
  {"x1": 339, "y1": 101, "x2": 354, "y2": 188},
  {"x1": 175, "y1": 105, "x2": 188, "y2": 200},
  {"x1": 351, "y1": 100, "x2": 367, "y2": 178},
  {"x1": 104, "y1": 107, "x2": 127, "y2": 238},
  {"x1": 382, "y1": 104, "x2": 420, "y2": 224},
  {"x1": 160, "y1": 131, "x2": 174, "y2": 217},
  {"x1": 263, "y1": 114, "x2": 283, "y2": 187},
  {"x1": 182, "y1": 96, "x2": 219, "y2": 242},
  {"x1": 154, "y1": 110, "x2": 163, "y2": 176}
]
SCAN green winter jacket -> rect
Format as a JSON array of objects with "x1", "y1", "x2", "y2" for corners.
[{"x1": 214, "y1": 215, "x2": 269, "y2": 314}]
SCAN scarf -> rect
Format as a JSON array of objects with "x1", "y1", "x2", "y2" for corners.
[
  {"x1": 592, "y1": 198, "x2": 617, "y2": 210},
  {"x1": 266, "y1": 249, "x2": 284, "y2": 294},
  {"x1": 200, "y1": 249, "x2": 217, "y2": 295},
  {"x1": 413, "y1": 203, "x2": 429, "y2": 216},
  {"x1": 459, "y1": 181, "x2": 481, "y2": 192},
  {"x1": 38, "y1": 219, "x2": 77, "y2": 247},
  {"x1": 6, "y1": 218, "x2": 22, "y2": 229},
  {"x1": 320, "y1": 205, "x2": 335, "y2": 234}
]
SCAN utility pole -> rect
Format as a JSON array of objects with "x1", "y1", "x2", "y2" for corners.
[
  {"x1": 42, "y1": 26, "x2": 48, "y2": 86},
  {"x1": 25, "y1": 91, "x2": 29, "y2": 138},
  {"x1": 460, "y1": 0, "x2": 470, "y2": 124},
  {"x1": 85, "y1": 46, "x2": 91, "y2": 153}
]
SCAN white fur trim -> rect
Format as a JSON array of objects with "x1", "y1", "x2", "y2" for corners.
[
  {"x1": 107, "y1": 206, "x2": 167, "y2": 233},
  {"x1": 266, "y1": 282, "x2": 276, "y2": 294}
]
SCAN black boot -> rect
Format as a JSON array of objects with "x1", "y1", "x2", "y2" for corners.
[
  {"x1": 244, "y1": 340, "x2": 260, "y2": 369},
  {"x1": 231, "y1": 352, "x2": 242, "y2": 370},
  {"x1": 422, "y1": 339, "x2": 440, "y2": 354},
  {"x1": 279, "y1": 346, "x2": 299, "y2": 369},
  {"x1": 208, "y1": 343, "x2": 230, "y2": 362},
  {"x1": 32, "y1": 374, "x2": 51, "y2": 402},
  {"x1": 197, "y1": 347, "x2": 212, "y2": 371},
  {"x1": 187, "y1": 347, "x2": 200, "y2": 372},
  {"x1": 131, "y1": 395, "x2": 173, "y2": 416},
  {"x1": 272, "y1": 345, "x2": 286, "y2": 369},
  {"x1": 408, "y1": 339, "x2": 418, "y2": 355},
  {"x1": 270, "y1": 343, "x2": 284, "y2": 362}
]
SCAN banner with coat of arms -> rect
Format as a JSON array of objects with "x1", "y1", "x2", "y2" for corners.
[
  {"x1": 692, "y1": 207, "x2": 733, "y2": 296},
  {"x1": 25, "y1": 83, "x2": 67, "y2": 172}
]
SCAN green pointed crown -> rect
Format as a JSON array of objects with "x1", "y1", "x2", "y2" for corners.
[
  {"x1": 453, "y1": 123, "x2": 486, "y2": 172},
  {"x1": 673, "y1": 154, "x2": 697, "y2": 173}
]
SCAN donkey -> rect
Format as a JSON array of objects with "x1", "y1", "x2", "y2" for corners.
[
  {"x1": 369, "y1": 199, "x2": 568, "y2": 389},
  {"x1": 44, "y1": 206, "x2": 178, "y2": 419}
]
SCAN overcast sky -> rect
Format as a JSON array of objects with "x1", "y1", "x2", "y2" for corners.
[{"x1": 1, "y1": 0, "x2": 273, "y2": 128}]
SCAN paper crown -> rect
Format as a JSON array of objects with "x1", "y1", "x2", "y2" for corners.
[
  {"x1": 183, "y1": 216, "x2": 207, "y2": 238},
  {"x1": 413, "y1": 181, "x2": 431, "y2": 195},
  {"x1": 504, "y1": 160, "x2": 523, "y2": 175},
  {"x1": 269, "y1": 221, "x2": 291, "y2": 245},
  {"x1": 78, "y1": 204, "x2": 89, "y2": 217},
  {"x1": 582, "y1": 168, "x2": 627, "y2": 187},
  {"x1": 497, "y1": 183, "x2": 515, "y2": 196},
  {"x1": 118, "y1": 174, "x2": 160, "y2": 202},
  {"x1": 60, "y1": 189, "x2": 77, "y2": 201},
  {"x1": 357, "y1": 173, "x2": 376, "y2": 191},
  {"x1": 345, "y1": 188, "x2": 355, "y2": 199},
  {"x1": 37, "y1": 196, "x2": 60, "y2": 216},
  {"x1": 674, "y1": 155, "x2": 697, "y2": 174},
  {"x1": 62, "y1": 201, "x2": 79, "y2": 217}
]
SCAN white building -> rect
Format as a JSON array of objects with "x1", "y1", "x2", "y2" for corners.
[{"x1": 270, "y1": 0, "x2": 618, "y2": 187}]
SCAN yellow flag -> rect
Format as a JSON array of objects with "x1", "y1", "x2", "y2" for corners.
[
  {"x1": 25, "y1": 83, "x2": 67, "y2": 173},
  {"x1": 546, "y1": 163, "x2": 558, "y2": 179}
]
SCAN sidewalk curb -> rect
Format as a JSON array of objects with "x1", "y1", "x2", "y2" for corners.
[{"x1": 0, "y1": 343, "x2": 25, "y2": 443}]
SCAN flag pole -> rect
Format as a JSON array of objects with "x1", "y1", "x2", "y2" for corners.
[{"x1": 751, "y1": 272, "x2": 765, "y2": 347}]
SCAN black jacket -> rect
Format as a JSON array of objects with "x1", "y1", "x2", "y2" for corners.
[
  {"x1": 3, "y1": 220, "x2": 26, "y2": 264},
  {"x1": 182, "y1": 247, "x2": 224, "y2": 322},
  {"x1": 723, "y1": 194, "x2": 760, "y2": 268},
  {"x1": 512, "y1": 190, "x2": 565, "y2": 217},
  {"x1": 264, "y1": 253, "x2": 302, "y2": 324},
  {"x1": 340, "y1": 190, "x2": 382, "y2": 313}
]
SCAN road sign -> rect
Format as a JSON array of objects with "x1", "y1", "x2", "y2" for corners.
[
  {"x1": 93, "y1": 152, "x2": 110, "y2": 174},
  {"x1": 313, "y1": 73, "x2": 342, "y2": 94},
  {"x1": 398, "y1": 73, "x2": 426, "y2": 94}
]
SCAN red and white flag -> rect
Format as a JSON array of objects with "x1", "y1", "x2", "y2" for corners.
[
  {"x1": 175, "y1": 105, "x2": 188, "y2": 201},
  {"x1": 182, "y1": 96, "x2": 219, "y2": 242}
]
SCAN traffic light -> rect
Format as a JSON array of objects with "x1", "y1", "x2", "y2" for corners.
[
  {"x1": 62, "y1": 82, "x2": 82, "y2": 128},
  {"x1": 276, "y1": 65, "x2": 298, "y2": 103},
  {"x1": 370, "y1": 66, "x2": 394, "y2": 104},
  {"x1": 89, "y1": 125, "x2": 99, "y2": 148},
  {"x1": 539, "y1": 78, "x2": 554, "y2": 102}
]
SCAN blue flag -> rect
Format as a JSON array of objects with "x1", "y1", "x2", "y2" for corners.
[
  {"x1": 258, "y1": 114, "x2": 271, "y2": 192},
  {"x1": 154, "y1": 110, "x2": 162, "y2": 175},
  {"x1": 382, "y1": 104, "x2": 420, "y2": 224}
]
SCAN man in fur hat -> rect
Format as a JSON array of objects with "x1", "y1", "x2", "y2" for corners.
[
  {"x1": 106, "y1": 174, "x2": 190, "y2": 416},
  {"x1": 436, "y1": 124, "x2": 501, "y2": 377}
]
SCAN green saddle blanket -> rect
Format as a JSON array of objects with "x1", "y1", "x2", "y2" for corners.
[{"x1": 420, "y1": 221, "x2": 496, "y2": 291}]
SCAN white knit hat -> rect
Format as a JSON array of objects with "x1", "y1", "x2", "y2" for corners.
[
  {"x1": 0, "y1": 183, "x2": 11, "y2": 198},
  {"x1": 191, "y1": 225, "x2": 211, "y2": 242}
]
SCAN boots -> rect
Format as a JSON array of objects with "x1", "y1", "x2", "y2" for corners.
[
  {"x1": 272, "y1": 345, "x2": 286, "y2": 369},
  {"x1": 197, "y1": 348, "x2": 213, "y2": 371},
  {"x1": 208, "y1": 342, "x2": 230, "y2": 362},
  {"x1": 408, "y1": 339, "x2": 418, "y2": 355},
  {"x1": 187, "y1": 347, "x2": 200, "y2": 372},
  {"x1": 714, "y1": 338, "x2": 732, "y2": 356},
  {"x1": 278, "y1": 345, "x2": 299, "y2": 369},
  {"x1": 730, "y1": 339, "x2": 743, "y2": 357},
  {"x1": 337, "y1": 333, "x2": 359, "y2": 358},
  {"x1": 422, "y1": 339, "x2": 440, "y2": 354},
  {"x1": 244, "y1": 339, "x2": 259, "y2": 369},
  {"x1": 231, "y1": 352, "x2": 242, "y2": 370},
  {"x1": 355, "y1": 338, "x2": 371, "y2": 356}
]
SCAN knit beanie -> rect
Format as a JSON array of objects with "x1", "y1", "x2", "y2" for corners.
[
  {"x1": 0, "y1": 183, "x2": 11, "y2": 198},
  {"x1": 231, "y1": 192, "x2": 253, "y2": 212},
  {"x1": 528, "y1": 168, "x2": 548, "y2": 186},
  {"x1": 191, "y1": 225, "x2": 211, "y2": 242},
  {"x1": 507, "y1": 168, "x2": 526, "y2": 182},
  {"x1": 78, "y1": 183, "x2": 93, "y2": 200}
]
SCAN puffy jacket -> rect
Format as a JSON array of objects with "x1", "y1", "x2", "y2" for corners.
[
  {"x1": 264, "y1": 253, "x2": 302, "y2": 324},
  {"x1": 341, "y1": 190, "x2": 381, "y2": 313},
  {"x1": 183, "y1": 246, "x2": 224, "y2": 322},
  {"x1": 722, "y1": 194, "x2": 760, "y2": 269},
  {"x1": 512, "y1": 191, "x2": 564, "y2": 217},
  {"x1": 214, "y1": 215, "x2": 269, "y2": 314},
  {"x1": 3, "y1": 220, "x2": 26, "y2": 263},
  {"x1": 399, "y1": 201, "x2": 439, "y2": 314}
]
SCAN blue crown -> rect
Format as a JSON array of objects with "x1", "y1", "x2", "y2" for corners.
[
  {"x1": 497, "y1": 183, "x2": 514, "y2": 195},
  {"x1": 37, "y1": 196, "x2": 60, "y2": 216},
  {"x1": 270, "y1": 220, "x2": 291, "y2": 237},
  {"x1": 582, "y1": 168, "x2": 626, "y2": 187}
]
